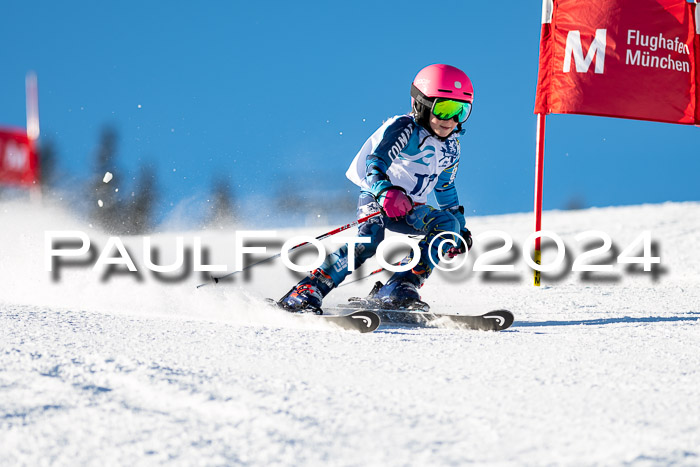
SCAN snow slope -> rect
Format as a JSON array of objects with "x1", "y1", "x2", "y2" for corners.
[{"x1": 1, "y1": 201, "x2": 699, "y2": 466}]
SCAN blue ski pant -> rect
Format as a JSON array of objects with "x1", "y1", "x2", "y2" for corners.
[{"x1": 317, "y1": 192, "x2": 461, "y2": 288}]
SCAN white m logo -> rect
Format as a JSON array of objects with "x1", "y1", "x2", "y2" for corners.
[{"x1": 563, "y1": 29, "x2": 607, "y2": 74}]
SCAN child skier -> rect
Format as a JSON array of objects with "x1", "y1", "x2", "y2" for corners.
[{"x1": 279, "y1": 64, "x2": 474, "y2": 313}]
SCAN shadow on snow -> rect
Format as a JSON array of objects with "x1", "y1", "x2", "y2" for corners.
[{"x1": 511, "y1": 316, "x2": 699, "y2": 328}]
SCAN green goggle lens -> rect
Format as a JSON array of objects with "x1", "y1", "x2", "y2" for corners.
[{"x1": 432, "y1": 99, "x2": 472, "y2": 123}]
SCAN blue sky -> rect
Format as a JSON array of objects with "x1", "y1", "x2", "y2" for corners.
[{"x1": 2, "y1": 1, "x2": 698, "y2": 226}]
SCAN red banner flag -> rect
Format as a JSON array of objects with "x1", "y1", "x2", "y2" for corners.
[
  {"x1": 535, "y1": 0, "x2": 699, "y2": 125},
  {"x1": 0, "y1": 128, "x2": 39, "y2": 186}
]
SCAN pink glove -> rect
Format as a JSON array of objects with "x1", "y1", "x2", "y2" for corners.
[{"x1": 381, "y1": 189, "x2": 413, "y2": 218}]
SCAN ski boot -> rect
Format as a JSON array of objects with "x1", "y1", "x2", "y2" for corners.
[
  {"x1": 277, "y1": 269, "x2": 334, "y2": 314},
  {"x1": 367, "y1": 275, "x2": 430, "y2": 312}
]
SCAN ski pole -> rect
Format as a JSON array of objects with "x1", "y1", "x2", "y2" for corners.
[
  {"x1": 196, "y1": 211, "x2": 382, "y2": 288},
  {"x1": 338, "y1": 266, "x2": 386, "y2": 287},
  {"x1": 338, "y1": 235, "x2": 423, "y2": 287}
]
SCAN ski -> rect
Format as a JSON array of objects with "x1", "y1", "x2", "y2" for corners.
[
  {"x1": 341, "y1": 299, "x2": 514, "y2": 331},
  {"x1": 264, "y1": 296, "x2": 512, "y2": 332},
  {"x1": 265, "y1": 299, "x2": 380, "y2": 333},
  {"x1": 338, "y1": 281, "x2": 514, "y2": 331},
  {"x1": 310, "y1": 310, "x2": 381, "y2": 333},
  {"x1": 375, "y1": 308, "x2": 513, "y2": 331}
]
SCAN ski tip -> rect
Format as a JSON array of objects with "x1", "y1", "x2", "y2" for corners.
[{"x1": 482, "y1": 309, "x2": 515, "y2": 331}]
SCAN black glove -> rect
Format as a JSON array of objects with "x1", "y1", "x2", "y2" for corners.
[{"x1": 446, "y1": 228, "x2": 472, "y2": 258}]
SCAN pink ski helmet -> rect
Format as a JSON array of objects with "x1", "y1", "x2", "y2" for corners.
[{"x1": 410, "y1": 64, "x2": 474, "y2": 136}]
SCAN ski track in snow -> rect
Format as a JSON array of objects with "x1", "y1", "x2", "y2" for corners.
[{"x1": 1, "y1": 201, "x2": 699, "y2": 466}]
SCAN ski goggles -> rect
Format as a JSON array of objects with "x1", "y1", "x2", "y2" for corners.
[{"x1": 432, "y1": 98, "x2": 472, "y2": 123}]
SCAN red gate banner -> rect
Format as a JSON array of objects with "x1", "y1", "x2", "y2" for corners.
[
  {"x1": 0, "y1": 128, "x2": 39, "y2": 186},
  {"x1": 535, "y1": 0, "x2": 699, "y2": 125}
]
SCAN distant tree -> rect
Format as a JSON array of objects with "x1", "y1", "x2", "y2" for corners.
[
  {"x1": 274, "y1": 180, "x2": 355, "y2": 226},
  {"x1": 125, "y1": 164, "x2": 158, "y2": 234},
  {"x1": 274, "y1": 181, "x2": 304, "y2": 215},
  {"x1": 206, "y1": 176, "x2": 237, "y2": 228},
  {"x1": 90, "y1": 126, "x2": 122, "y2": 232},
  {"x1": 564, "y1": 195, "x2": 586, "y2": 211},
  {"x1": 38, "y1": 139, "x2": 57, "y2": 195}
]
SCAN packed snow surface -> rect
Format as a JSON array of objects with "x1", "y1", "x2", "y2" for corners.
[{"x1": 1, "y1": 201, "x2": 699, "y2": 465}]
